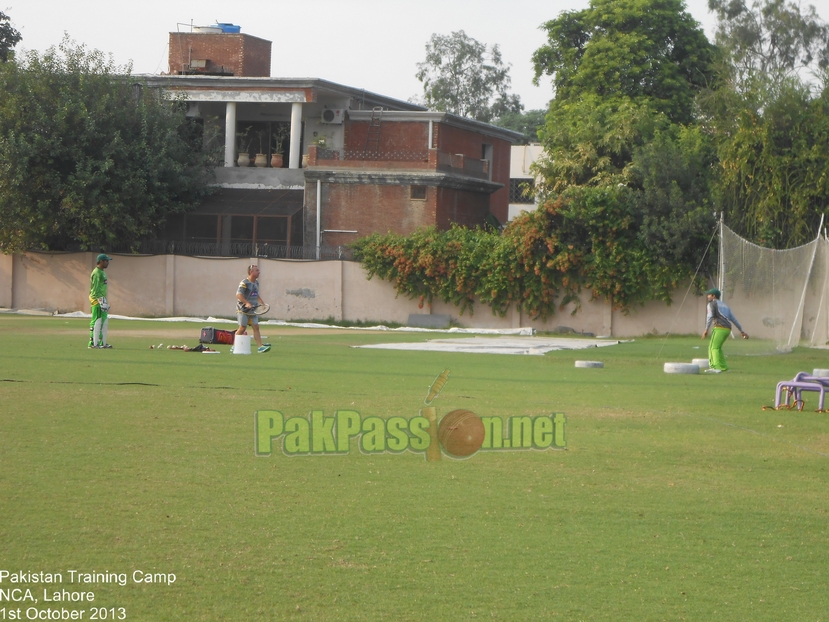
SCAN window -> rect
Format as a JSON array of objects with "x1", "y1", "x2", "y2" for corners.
[
  {"x1": 410, "y1": 185, "x2": 427, "y2": 200},
  {"x1": 509, "y1": 179, "x2": 535, "y2": 204}
]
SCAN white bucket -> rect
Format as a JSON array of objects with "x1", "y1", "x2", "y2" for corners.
[{"x1": 233, "y1": 334, "x2": 251, "y2": 355}]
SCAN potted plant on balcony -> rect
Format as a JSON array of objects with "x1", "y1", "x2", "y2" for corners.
[
  {"x1": 271, "y1": 126, "x2": 288, "y2": 168},
  {"x1": 254, "y1": 130, "x2": 268, "y2": 168},
  {"x1": 236, "y1": 126, "x2": 252, "y2": 167}
]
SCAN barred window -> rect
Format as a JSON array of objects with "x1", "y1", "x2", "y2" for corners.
[
  {"x1": 509, "y1": 179, "x2": 535, "y2": 204},
  {"x1": 410, "y1": 185, "x2": 427, "y2": 200}
]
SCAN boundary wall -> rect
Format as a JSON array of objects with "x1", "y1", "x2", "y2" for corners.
[{"x1": 0, "y1": 252, "x2": 711, "y2": 337}]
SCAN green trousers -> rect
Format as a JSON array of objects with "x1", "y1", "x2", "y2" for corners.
[
  {"x1": 89, "y1": 304, "x2": 108, "y2": 346},
  {"x1": 708, "y1": 327, "x2": 730, "y2": 371}
]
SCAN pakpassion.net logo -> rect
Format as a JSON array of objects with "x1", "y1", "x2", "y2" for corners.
[{"x1": 254, "y1": 370, "x2": 566, "y2": 461}]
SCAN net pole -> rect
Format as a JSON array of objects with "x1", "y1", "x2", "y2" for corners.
[
  {"x1": 786, "y1": 213, "x2": 825, "y2": 349},
  {"x1": 717, "y1": 212, "x2": 725, "y2": 295},
  {"x1": 810, "y1": 237, "x2": 829, "y2": 347}
]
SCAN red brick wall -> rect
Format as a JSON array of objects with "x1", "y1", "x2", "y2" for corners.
[
  {"x1": 168, "y1": 33, "x2": 271, "y2": 77},
  {"x1": 312, "y1": 183, "x2": 438, "y2": 247},
  {"x1": 435, "y1": 188, "x2": 491, "y2": 229},
  {"x1": 436, "y1": 124, "x2": 486, "y2": 159},
  {"x1": 435, "y1": 123, "x2": 511, "y2": 224},
  {"x1": 308, "y1": 182, "x2": 491, "y2": 247},
  {"x1": 344, "y1": 120, "x2": 429, "y2": 155}
]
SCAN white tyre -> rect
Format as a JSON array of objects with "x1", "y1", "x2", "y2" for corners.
[
  {"x1": 664, "y1": 363, "x2": 700, "y2": 374},
  {"x1": 575, "y1": 360, "x2": 604, "y2": 368},
  {"x1": 692, "y1": 358, "x2": 709, "y2": 369},
  {"x1": 812, "y1": 368, "x2": 829, "y2": 377}
]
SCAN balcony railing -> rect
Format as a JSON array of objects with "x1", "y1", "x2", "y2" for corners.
[{"x1": 343, "y1": 149, "x2": 429, "y2": 162}]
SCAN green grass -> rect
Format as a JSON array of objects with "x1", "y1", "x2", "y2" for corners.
[{"x1": 1, "y1": 315, "x2": 828, "y2": 621}]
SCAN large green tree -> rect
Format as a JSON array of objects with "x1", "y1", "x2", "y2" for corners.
[
  {"x1": 533, "y1": 0, "x2": 715, "y2": 125},
  {"x1": 531, "y1": 0, "x2": 716, "y2": 195},
  {"x1": 0, "y1": 11, "x2": 21, "y2": 62},
  {"x1": 0, "y1": 37, "x2": 215, "y2": 253},
  {"x1": 525, "y1": 0, "x2": 718, "y2": 283},
  {"x1": 416, "y1": 30, "x2": 523, "y2": 122},
  {"x1": 702, "y1": 0, "x2": 829, "y2": 247}
]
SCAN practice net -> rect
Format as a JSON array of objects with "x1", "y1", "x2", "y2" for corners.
[{"x1": 719, "y1": 222, "x2": 828, "y2": 353}]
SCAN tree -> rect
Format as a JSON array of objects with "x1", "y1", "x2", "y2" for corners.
[
  {"x1": 491, "y1": 109, "x2": 546, "y2": 144},
  {"x1": 707, "y1": 80, "x2": 829, "y2": 247},
  {"x1": 532, "y1": 95, "x2": 664, "y2": 194},
  {"x1": 0, "y1": 37, "x2": 216, "y2": 253},
  {"x1": 708, "y1": 0, "x2": 829, "y2": 93},
  {"x1": 0, "y1": 11, "x2": 22, "y2": 62},
  {"x1": 416, "y1": 30, "x2": 523, "y2": 122},
  {"x1": 533, "y1": 0, "x2": 716, "y2": 125},
  {"x1": 628, "y1": 125, "x2": 718, "y2": 272},
  {"x1": 702, "y1": 0, "x2": 829, "y2": 247},
  {"x1": 530, "y1": 0, "x2": 716, "y2": 196}
]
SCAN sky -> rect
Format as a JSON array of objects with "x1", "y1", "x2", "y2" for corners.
[{"x1": 6, "y1": 0, "x2": 720, "y2": 111}]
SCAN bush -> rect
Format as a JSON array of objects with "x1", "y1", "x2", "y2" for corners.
[{"x1": 352, "y1": 186, "x2": 707, "y2": 320}]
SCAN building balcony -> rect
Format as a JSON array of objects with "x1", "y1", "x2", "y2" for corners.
[
  {"x1": 212, "y1": 166, "x2": 306, "y2": 189},
  {"x1": 306, "y1": 146, "x2": 491, "y2": 180}
]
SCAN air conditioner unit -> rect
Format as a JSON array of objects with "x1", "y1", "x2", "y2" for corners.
[{"x1": 320, "y1": 109, "x2": 344, "y2": 124}]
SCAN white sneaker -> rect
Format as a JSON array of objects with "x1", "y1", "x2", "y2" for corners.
[{"x1": 704, "y1": 368, "x2": 724, "y2": 374}]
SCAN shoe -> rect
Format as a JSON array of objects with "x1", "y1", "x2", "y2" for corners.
[
  {"x1": 101, "y1": 344, "x2": 113, "y2": 349},
  {"x1": 88, "y1": 344, "x2": 102, "y2": 349},
  {"x1": 258, "y1": 345, "x2": 271, "y2": 353},
  {"x1": 705, "y1": 368, "x2": 724, "y2": 374},
  {"x1": 262, "y1": 343, "x2": 272, "y2": 347},
  {"x1": 230, "y1": 346, "x2": 234, "y2": 353}
]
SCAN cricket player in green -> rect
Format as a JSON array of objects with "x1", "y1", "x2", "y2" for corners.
[
  {"x1": 89, "y1": 253, "x2": 113, "y2": 349},
  {"x1": 702, "y1": 288, "x2": 748, "y2": 373}
]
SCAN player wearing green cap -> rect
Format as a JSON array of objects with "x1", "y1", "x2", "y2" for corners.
[
  {"x1": 89, "y1": 254, "x2": 113, "y2": 349},
  {"x1": 702, "y1": 288, "x2": 748, "y2": 373}
]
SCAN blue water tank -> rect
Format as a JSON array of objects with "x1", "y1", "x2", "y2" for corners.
[{"x1": 217, "y1": 23, "x2": 241, "y2": 34}]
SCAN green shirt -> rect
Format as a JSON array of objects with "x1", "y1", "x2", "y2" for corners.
[{"x1": 89, "y1": 267, "x2": 108, "y2": 305}]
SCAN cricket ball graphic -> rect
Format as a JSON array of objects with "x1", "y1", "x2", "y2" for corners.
[{"x1": 438, "y1": 409, "x2": 485, "y2": 458}]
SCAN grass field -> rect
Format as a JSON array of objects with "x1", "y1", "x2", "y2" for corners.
[{"x1": 1, "y1": 314, "x2": 828, "y2": 621}]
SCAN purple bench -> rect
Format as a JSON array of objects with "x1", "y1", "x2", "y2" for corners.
[{"x1": 775, "y1": 372, "x2": 829, "y2": 411}]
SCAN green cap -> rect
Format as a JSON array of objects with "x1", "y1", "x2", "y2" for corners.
[
  {"x1": 96, "y1": 253, "x2": 112, "y2": 263},
  {"x1": 705, "y1": 288, "x2": 721, "y2": 298}
]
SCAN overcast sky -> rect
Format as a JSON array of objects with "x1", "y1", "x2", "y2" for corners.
[{"x1": 7, "y1": 0, "x2": 720, "y2": 111}]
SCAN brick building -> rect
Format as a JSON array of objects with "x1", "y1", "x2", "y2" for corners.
[{"x1": 149, "y1": 26, "x2": 521, "y2": 257}]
